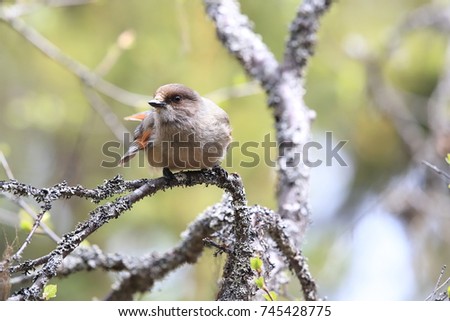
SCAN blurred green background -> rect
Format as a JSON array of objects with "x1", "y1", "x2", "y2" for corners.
[{"x1": 0, "y1": 0, "x2": 449, "y2": 300}]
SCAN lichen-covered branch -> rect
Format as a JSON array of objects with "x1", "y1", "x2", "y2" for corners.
[
  {"x1": 250, "y1": 206, "x2": 319, "y2": 301},
  {"x1": 215, "y1": 192, "x2": 256, "y2": 301},
  {"x1": 2, "y1": 168, "x2": 252, "y2": 300},
  {"x1": 7, "y1": 200, "x2": 233, "y2": 294},
  {"x1": 204, "y1": 0, "x2": 332, "y2": 298},
  {"x1": 3, "y1": 187, "x2": 319, "y2": 301},
  {"x1": 0, "y1": 175, "x2": 139, "y2": 205},
  {"x1": 7, "y1": 200, "x2": 319, "y2": 301},
  {"x1": 203, "y1": 0, "x2": 279, "y2": 92},
  {"x1": 204, "y1": 0, "x2": 332, "y2": 233},
  {"x1": 274, "y1": 0, "x2": 332, "y2": 239},
  {"x1": 106, "y1": 198, "x2": 234, "y2": 300},
  {"x1": 283, "y1": 0, "x2": 332, "y2": 76}
]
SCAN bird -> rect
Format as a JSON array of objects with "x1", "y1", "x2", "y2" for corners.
[{"x1": 120, "y1": 84, "x2": 232, "y2": 177}]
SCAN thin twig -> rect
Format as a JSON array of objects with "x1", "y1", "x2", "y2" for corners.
[
  {"x1": 7, "y1": 253, "x2": 53, "y2": 275},
  {"x1": 82, "y1": 86, "x2": 130, "y2": 142},
  {"x1": 10, "y1": 209, "x2": 49, "y2": 262},
  {"x1": 1, "y1": 193, "x2": 60, "y2": 243},
  {"x1": 426, "y1": 265, "x2": 449, "y2": 300},
  {"x1": 431, "y1": 265, "x2": 446, "y2": 300},
  {"x1": 0, "y1": 151, "x2": 15, "y2": 180},
  {"x1": 0, "y1": 13, "x2": 150, "y2": 107},
  {"x1": 94, "y1": 29, "x2": 136, "y2": 76},
  {"x1": 422, "y1": 160, "x2": 450, "y2": 182},
  {"x1": 0, "y1": 151, "x2": 60, "y2": 243}
]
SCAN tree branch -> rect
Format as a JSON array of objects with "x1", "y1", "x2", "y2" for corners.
[
  {"x1": 422, "y1": 161, "x2": 450, "y2": 182},
  {"x1": 273, "y1": 0, "x2": 332, "y2": 232},
  {"x1": 203, "y1": 0, "x2": 279, "y2": 91},
  {"x1": 7, "y1": 198, "x2": 319, "y2": 301},
  {"x1": 251, "y1": 206, "x2": 319, "y2": 301},
  {"x1": 105, "y1": 197, "x2": 233, "y2": 300},
  {"x1": 0, "y1": 10, "x2": 150, "y2": 107},
  {"x1": 2, "y1": 167, "x2": 252, "y2": 300},
  {"x1": 0, "y1": 151, "x2": 60, "y2": 244},
  {"x1": 204, "y1": 0, "x2": 332, "y2": 298},
  {"x1": 283, "y1": 0, "x2": 332, "y2": 76}
]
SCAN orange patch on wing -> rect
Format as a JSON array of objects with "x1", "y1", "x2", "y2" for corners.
[
  {"x1": 124, "y1": 112, "x2": 149, "y2": 121},
  {"x1": 136, "y1": 129, "x2": 152, "y2": 149}
]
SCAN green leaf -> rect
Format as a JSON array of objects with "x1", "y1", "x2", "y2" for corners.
[
  {"x1": 19, "y1": 220, "x2": 33, "y2": 231},
  {"x1": 80, "y1": 240, "x2": 91, "y2": 247},
  {"x1": 19, "y1": 210, "x2": 53, "y2": 232},
  {"x1": 447, "y1": 285, "x2": 450, "y2": 299},
  {"x1": 43, "y1": 284, "x2": 57, "y2": 300},
  {"x1": 263, "y1": 291, "x2": 278, "y2": 301},
  {"x1": 250, "y1": 257, "x2": 263, "y2": 272},
  {"x1": 19, "y1": 210, "x2": 33, "y2": 231},
  {"x1": 41, "y1": 212, "x2": 53, "y2": 229},
  {"x1": 446, "y1": 154, "x2": 450, "y2": 165},
  {"x1": 255, "y1": 276, "x2": 265, "y2": 289}
]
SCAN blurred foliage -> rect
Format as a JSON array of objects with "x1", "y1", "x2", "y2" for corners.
[{"x1": 0, "y1": 0, "x2": 449, "y2": 300}]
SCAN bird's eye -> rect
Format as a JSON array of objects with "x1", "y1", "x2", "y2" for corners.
[{"x1": 172, "y1": 95, "x2": 182, "y2": 103}]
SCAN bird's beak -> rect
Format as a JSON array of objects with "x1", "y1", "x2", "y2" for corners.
[{"x1": 148, "y1": 99, "x2": 167, "y2": 109}]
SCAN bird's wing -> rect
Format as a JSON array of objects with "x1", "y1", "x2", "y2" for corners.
[{"x1": 120, "y1": 111, "x2": 155, "y2": 165}]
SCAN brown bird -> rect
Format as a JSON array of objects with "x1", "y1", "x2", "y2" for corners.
[{"x1": 120, "y1": 84, "x2": 232, "y2": 176}]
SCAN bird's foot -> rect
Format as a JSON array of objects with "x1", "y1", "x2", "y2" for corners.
[
  {"x1": 163, "y1": 167, "x2": 176, "y2": 180},
  {"x1": 211, "y1": 165, "x2": 228, "y2": 178}
]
